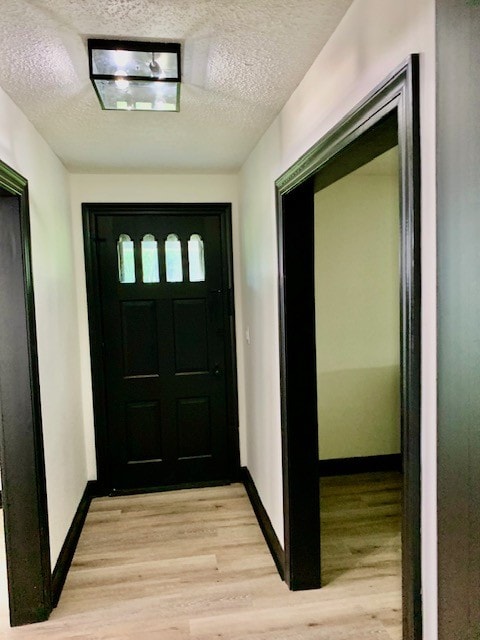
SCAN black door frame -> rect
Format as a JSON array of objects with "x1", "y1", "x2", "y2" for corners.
[
  {"x1": 0, "y1": 160, "x2": 52, "y2": 625},
  {"x1": 276, "y1": 55, "x2": 421, "y2": 639},
  {"x1": 83, "y1": 203, "x2": 240, "y2": 494}
]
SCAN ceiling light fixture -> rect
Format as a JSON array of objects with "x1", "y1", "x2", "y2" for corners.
[{"x1": 88, "y1": 39, "x2": 181, "y2": 112}]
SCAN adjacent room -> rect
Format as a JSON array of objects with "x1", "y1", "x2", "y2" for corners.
[{"x1": 315, "y1": 148, "x2": 402, "y2": 639}]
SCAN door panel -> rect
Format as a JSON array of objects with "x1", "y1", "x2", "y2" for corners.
[
  {"x1": 177, "y1": 397, "x2": 211, "y2": 459},
  {"x1": 92, "y1": 209, "x2": 235, "y2": 490},
  {"x1": 173, "y1": 299, "x2": 209, "y2": 372},
  {"x1": 125, "y1": 401, "x2": 163, "y2": 464},
  {"x1": 121, "y1": 301, "x2": 159, "y2": 377}
]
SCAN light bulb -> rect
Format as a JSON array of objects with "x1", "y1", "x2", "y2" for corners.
[
  {"x1": 114, "y1": 70, "x2": 129, "y2": 90},
  {"x1": 113, "y1": 49, "x2": 130, "y2": 67}
]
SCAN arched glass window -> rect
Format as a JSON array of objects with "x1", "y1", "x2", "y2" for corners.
[
  {"x1": 117, "y1": 234, "x2": 135, "y2": 283},
  {"x1": 188, "y1": 234, "x2": 205, "y2": 282},
  {"x1": 141, "y1": 234, "x2": 160, "y2": 283},
  {"x1": 165, "y1": 234, "x2": 183, "y2": 282}
]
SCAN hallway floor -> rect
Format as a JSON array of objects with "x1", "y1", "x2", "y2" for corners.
[{"x1": 1, "y1": 473, "x2": 401, "y2": 639}]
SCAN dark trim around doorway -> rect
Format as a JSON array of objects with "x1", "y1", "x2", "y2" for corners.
[
  {"x1": 0, "y1": 160, "x2": 52, "y2": 626},
  {"x1": 275, "y1": 55, "x2": 421, "y2": 640},
  {"x1": 82, "y1": 203, "x2": 240, "y2": 494}
]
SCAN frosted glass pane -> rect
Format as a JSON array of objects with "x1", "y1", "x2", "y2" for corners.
[
  {"x1": 188, "y1": 234, "x2": 205, "y2": 282},
  {"x1": 141, "y1": 234, "x2": 160, "y2": 283},
  {"x1": 117, "y1": 234, "x2": 135, "y2": 283},
  {"x1": 165, "y1": 234, "x2": 183, "y2": 283}
]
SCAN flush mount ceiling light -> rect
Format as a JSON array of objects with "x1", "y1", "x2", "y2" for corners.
[{"x1": 88, "y1": 39, "x2": 181, "y2": 112}]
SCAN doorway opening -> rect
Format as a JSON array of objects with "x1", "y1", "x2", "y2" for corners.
[
  {"x1": 315, "y1": 144, "x2": 403, "y2": 637},
  {"x1": 276, "y1": 57, "x2": 421, "y2": 640},
  {"x1": 0, "y1": 161, "x2": 52, "y2": 626}
]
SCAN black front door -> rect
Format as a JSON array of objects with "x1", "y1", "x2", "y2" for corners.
[{"x1": 86, "y1": 205, "x2": 238, "y2": 491}]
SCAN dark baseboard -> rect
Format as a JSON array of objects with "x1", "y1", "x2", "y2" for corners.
[
  {"x1": 86, "y1": 479, "x2": 107, "y2": 498},
  {"x1": 108, "y1": 478, "x2": 233, "y2": 497},
  {"x1": 318, "y1": 453, "x2": 402, "y2": 477},
  {"x1": 51, "y1": 480, "x2": 98, "y2": 607},
  {"x1": 241, "y1": 467, "x2": 285, "y2": 580}
]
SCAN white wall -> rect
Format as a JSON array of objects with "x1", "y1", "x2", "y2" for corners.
[
  {"x1": 68, "y1": 173, "x2": 246, "y2": 478},
  {"x1": 0, "y1": 85, "x2": 88, "y2": 567},
  {"x1": 238, "y1": 0, "x2": 437, "y2": 637},
  {"x1": 315, "y1": 164, "x2": 400, "y2": 460}
]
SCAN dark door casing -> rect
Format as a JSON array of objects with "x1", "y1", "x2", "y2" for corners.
[
  {"x1": 0, "y1": 167, "x2": 52, "y2": 626},
  {"x1": 276, "y1": 56, "x2": 421, "y2": 640},
  {"x1": 84, "y1": 204, "x2": 240, "y2": 492}
]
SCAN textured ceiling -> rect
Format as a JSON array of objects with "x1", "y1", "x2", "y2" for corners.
[{"x1": 0, "y1": 0, "x2": 353, "y2": 173}]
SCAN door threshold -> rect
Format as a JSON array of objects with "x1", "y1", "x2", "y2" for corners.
[{"x1": 104, "y1": 478, "x2": 236, "y2": 498}]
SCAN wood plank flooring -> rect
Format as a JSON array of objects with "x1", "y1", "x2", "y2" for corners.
[{"x1": 1, "y1": 472, "x2": 401, "y2": 639}]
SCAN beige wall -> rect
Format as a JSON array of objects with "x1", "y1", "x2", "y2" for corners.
[
  {"x1": 238, "y1": 0, "x2": 437, "y2": 636},
  {"x1": 315, "y1": 152, "x2": 400, "y2": 460},
  {"x1": 0, "y1": 85, "x2": 87, "y2": 568},
  {"x1": 68, "y1": 173, "x2": 246, "y2": 478}
]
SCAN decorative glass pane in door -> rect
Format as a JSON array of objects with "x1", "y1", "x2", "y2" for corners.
[
  {"x1": 117, "y1": 234, "x2": 135, "y2": 283},
  {"x1": 165, "y1": 234, "x2": 183, "y2": 282},
  {"x1": 188, "y1": 234, "x2": 205, "y2": 282},
  {"x1": 141, "y1": 234, "x2": 160, "y2": 283}
]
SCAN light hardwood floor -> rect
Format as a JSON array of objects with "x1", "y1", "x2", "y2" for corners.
[{"x1": 2, "y1": 472, "x2": 401, "y2": 639}]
